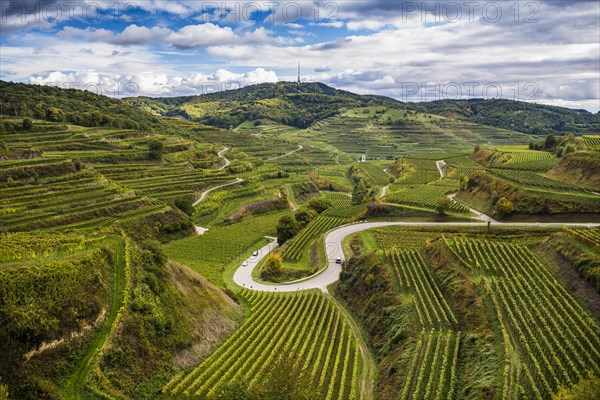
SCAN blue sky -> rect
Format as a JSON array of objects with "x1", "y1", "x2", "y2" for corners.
[{"x1": 1, "y1": 0, "x2": 598, "y2": 111}]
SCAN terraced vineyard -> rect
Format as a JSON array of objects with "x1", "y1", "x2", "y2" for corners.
[
  {"x1": 488, "y1": 168, "x2": 593, "y2": 192},
  {"x1": 386, "y1": 184, "x2": 470, "y2": 214},
  {"x1": 358, "y1": 163, "x2": 391, "y2": 185},
  {"x1": 282, "y1": 215, "x2": 345, "y2": 262},
  {"x1": 164, "y1": 290, "x2": 364, "y2": 399},
  {"x1": 504, "y1": 151, "x2": 554, "y2": 164},
  {"x1": 446, "y1": 238, "x2": 600, "y2": 399},
  {"x1": 321, "y1": 191, "x2": 352, "y2": 207},
  {"x1": 0, "y1": 159, "x2": 169, "y2": 232}
]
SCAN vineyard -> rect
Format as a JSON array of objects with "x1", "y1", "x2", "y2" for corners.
[
  {"x1": 488, "y1": 168, "x2": 593, "y2": 192},
  {"x1": 164, "y1": 290, "x2": 363, "y2": 399},
  {"x1": 386, "y1": 184, "x2": 470, "y2": 214},
  {"x1": 446, "y1": 238, "x2": 600, "y2": 399},
  {"x1": 321, "y1": 191, "x2": 352, "y2": 207},
  {"x1": 374, "y1": 229, "x2": 439, "y2": 250},
  {"x1": 504, "y1": 151, "x2": 554, "y2": 164},
  {"x1": 564, "y1": 227, "x2": 600, "y2": 249},
  {"x1": 387, "y1": 249, "x2": 461, "y2": 400},
  {"x1": 282, "y1": 215, "x2": 345, "y2": 262},
  {"x1": 358, "y1": 163, "x2": 391, "y2": 186},
  {"x1": 583, "y1": 135, "x2": 600, "y2": 149}
]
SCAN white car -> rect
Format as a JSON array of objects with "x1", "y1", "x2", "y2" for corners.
[
  {"x1": 252, "y1": 251, "x2": 259, "y2": 257},
  {"x1": 336, "y1": 257, "x2": 342, "y2": 264},
  {"x1": 242, "y1": 261, "x2": 249, "y2": 267}
]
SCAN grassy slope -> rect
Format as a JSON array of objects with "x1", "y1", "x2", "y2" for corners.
[{"x1": 63, "y1": 235, "x2": 127, "y2": 399}]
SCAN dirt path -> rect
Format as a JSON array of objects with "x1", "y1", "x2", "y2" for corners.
[{"x1": 266, "y1": 145, "x2": 303, "y2": 161}]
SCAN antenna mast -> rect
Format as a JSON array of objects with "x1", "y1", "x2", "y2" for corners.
[{"x1": 297, "y1": 62, "x2": 301, "y2": 84}]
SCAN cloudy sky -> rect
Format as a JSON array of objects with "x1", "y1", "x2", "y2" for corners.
[{"x1": 1, "y1": 0, "x2": 598, "y2": 111}]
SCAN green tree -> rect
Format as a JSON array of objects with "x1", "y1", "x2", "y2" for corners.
[
  {"x1": 34, "y1": 102, "x2": 45, "y2": 119},
  {"x1": 495, "y1": 197, "x2": 515, "y2": 217},
  {"x1": 90, "y1": 110, "x2": 104, "y2": 126},
  {"x1": 276, "y1": 215, "x2": 300, "y2": 245},
  {"x1": 260, "y1": 253, "x2": 283, "y2": 280},
  {"x1": 174, "y1": 197, "x2": 194, "y2": 216},
  {"x1": 545, "y1": 133, "x2": 557, "y2": 149},
  {"x1": 435, "y1": 197, "x2": 451, "y2": 216},
  {"x1": 46, "y1": 107, "x2": 65, "y2": 122},
  {"x1": 307, "y1": 198, "x2": 332, "y2": 214},
  {"x1": 352, "y1": 180, "x2": 368, "y2": 205},
  {"x1": 148, "y1": 140, "x2": 164, "y2": 160},
  {"x1": 22, "y1": 118, "x2": 33, "y2": 131},
  {"x1": 294, "y1": 208, "x2": 317, "y2": 228},
  {"x1": 18, "y1": 101, "x2": 30, "y2": 117}
]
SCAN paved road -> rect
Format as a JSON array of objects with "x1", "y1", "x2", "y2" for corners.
[
  {"x1": 380, "y1": 186, "x2": 389, "y2": 199},
  {"x1": 192, "y1": 177, "x2": 243, "y2": 234},
  {"x1": 216, "y1": 147, "x2": 231, "y2": 171},
  {"x1": 233, "y1": 220, "x2": 600, "y2": 293},
  {"x1": 193, "y1": 178, "x2": 243, "y2": 207},
  {"x1": 436, "y1": 160, "x2": 447, "y2": 179}
]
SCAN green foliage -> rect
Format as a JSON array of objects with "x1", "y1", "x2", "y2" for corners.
[
  {"x1": 277, "y1": 215, "x2": 300, "y2": 245},
  {"x1": 553, "y1": 373, "x2": 600, "y2": 400},
  {"x1": 173, "y1": 197, "x2": 195, "y2": 216},
  {"x1": 165, "y1": 290, "x2": 362, "y2": 399},
  {"x1": 0, "y1": 378, "x2": 7, "y2": 400},
  {"x1": 294, "y1": 208, "x2": 317, "y2": 226},
  {"x1": 260, "y1": 253, "x2": 283, "y2": 280},
  {"x1": 0, "y1": 234, "x2": 115, "y2": 397},
  {"x1": 307, "y1": 198, "x2": 333, "y2": 214},
  {"x1": 46, "y1": 107, "x2": 65, "y2": 122},
  {"x1": 435, "y1": 197, "x2": 451, "y2": 216},
  {"x1": 148, "y1": 139, "x2": 165, "y2": 160},
  {"x1": 0, "y1": 80, "x2": 157, "y2": 129},
  {"x1": 351, "y1": 180, "x2": 368, "y2": 205},
  {"x1": 412, "y1": 98, "x2": 600, "y2": 135},
  {"x1": 21, "y1": 118, "x2": 33, "y2": 130},
  {"x1": 495, "y1": 197, "x2": 515, "y2": 217},
  {"x1": 130, "y1": 82, "x2": 396, "y2": 129}
]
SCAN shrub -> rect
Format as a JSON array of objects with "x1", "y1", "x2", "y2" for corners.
[
  {"x1": 260, "y1": 253, "x2": 283, "y2": 280},
  {"x1": 435, "y1": 197, "x2": 451, "y2": 216},
  {"x1": 495, "y1": 197, "x2": 515, "y2": 217}
]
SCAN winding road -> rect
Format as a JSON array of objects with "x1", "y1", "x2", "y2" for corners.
[
  {"x1": 233, "y1": 221, "x2": 600, "y2": 293},
  {"x1": 233, "y1": 157, "x2": 599, "y2": 292},
  {"x1": 216, "y1": 147, "x2": 231, "y2": 171}
]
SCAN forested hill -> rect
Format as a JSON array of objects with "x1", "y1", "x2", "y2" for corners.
[
  {"x1": 0, "y1": 80, "x2": 160, "y2": 130},
  {"x1": 128, "y1": 82, "x2": 600, "y2": 134},
  {"x1": 410, "y1": 98, "x2": 600, "y2": 135},
  {"x1": 125, "y1": 82, "x2": 401, "y2": 129},
  {"x1": 1, "y1": 80, "x2": 598, "y2": 135}
]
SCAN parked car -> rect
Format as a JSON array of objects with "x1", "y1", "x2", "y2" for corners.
[
  {"x1": 336, "y1": 257, "x2": 342, "y2": 264},
  {"x1": 242, "y1": 261, "x2": 249, "y2": 267}
]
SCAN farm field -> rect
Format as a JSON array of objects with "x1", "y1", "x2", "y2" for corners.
[
  {"x1": 164, "y1": 290, "x2": 364, "y2": 399},
  {"x1": 1, "y1": 80, "x2": 599, "y2": 400},
  {"x1": 338, "y1": 226, "x2": 600, "y2": 399}
]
